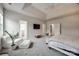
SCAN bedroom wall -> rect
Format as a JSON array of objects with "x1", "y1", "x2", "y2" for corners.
[
  {"x1": 0, "y1": 4, "x2": 3, "y2": 15},
  {"x1": 46, "y1": 12, "x2": 79, "y2": 48},
  {"x1": 0, "y1": 4, "x2": 3, "y2": 51},
  {"x1": 4, "y1": 10, "x2": 45, "y2": 40}
]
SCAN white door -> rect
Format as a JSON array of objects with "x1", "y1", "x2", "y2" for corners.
[{"x1": 19, "y1": 20, "x2": 27, "y2": 39}]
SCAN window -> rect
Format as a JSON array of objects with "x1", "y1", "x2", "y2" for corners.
[{"x1": 0, "y1": 13, "x2": 3, "y2": 36}]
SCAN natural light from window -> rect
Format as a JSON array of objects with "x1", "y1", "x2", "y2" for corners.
[{"x1": 0, "y1": 13, "x2": 3, "y2": 36}]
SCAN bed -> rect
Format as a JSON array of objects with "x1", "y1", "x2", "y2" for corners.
[{"x1": 47, "y1": 39, "x2": 79, "y2": 56}]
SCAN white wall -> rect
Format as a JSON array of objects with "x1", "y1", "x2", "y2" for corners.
[
  {"x1": 46, "y1": 13, "x2": 79, "y2": 48},
  {"x1": 4, "y1": 10, "x2": 19, "y2": 35},
  {"x1": 0, "y1": 4, "x2": 3, "y2": 51},
  {"x1": 0, "y1": 4, "x2": 3, "y2": 15},
  {"x1": 4, "y1": 10, "x2": 45, "y2": 39}
]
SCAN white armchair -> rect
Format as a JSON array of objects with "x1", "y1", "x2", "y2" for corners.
[{"x1": 0, "y1": 36, "x2": 9, "y2": 56}]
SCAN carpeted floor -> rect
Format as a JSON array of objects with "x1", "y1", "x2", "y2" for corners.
[{"x1": 8, "y1": 37, "x2": 66, "y2": 56}]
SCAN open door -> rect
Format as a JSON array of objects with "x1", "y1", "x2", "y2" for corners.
[
  {"x1": 19, "y1": 20, "x2": 27, "y2": 39},
  {"x1": 49, "y1": 23, "x2": 60, "y2": 36}
]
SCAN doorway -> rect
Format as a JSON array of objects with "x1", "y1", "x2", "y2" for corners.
[
  {"x1": 19, "y1": 20, "x2": 27, "y2": 39},
  {"x1": 49, "y1": 23, "x2": 60, "y2": 36}
]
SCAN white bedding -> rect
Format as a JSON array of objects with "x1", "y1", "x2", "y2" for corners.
[
  {"x1": 48, "y1": 40, "x2": 79, "y2": 54},
  {"x1": 19, "y1": 40, "x2": 31, "y2": 48}
]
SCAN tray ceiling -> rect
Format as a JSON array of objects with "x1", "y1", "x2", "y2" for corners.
[{"x1": 3, "y1": 3, "x2": 79, "y2": 20}]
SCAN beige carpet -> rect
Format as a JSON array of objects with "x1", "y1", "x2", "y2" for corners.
[{"x1": 8, "y1": 37, "x2": 66, "y2": 56}]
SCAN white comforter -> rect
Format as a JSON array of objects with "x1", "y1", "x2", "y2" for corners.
[{"x1": 48, "y1": 40, "x2": 79, "y2": 54}]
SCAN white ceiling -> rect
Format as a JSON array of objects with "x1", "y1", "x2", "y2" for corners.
[{"x1": 3, "y1": 3, "x2": 79, "y2": 20}]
